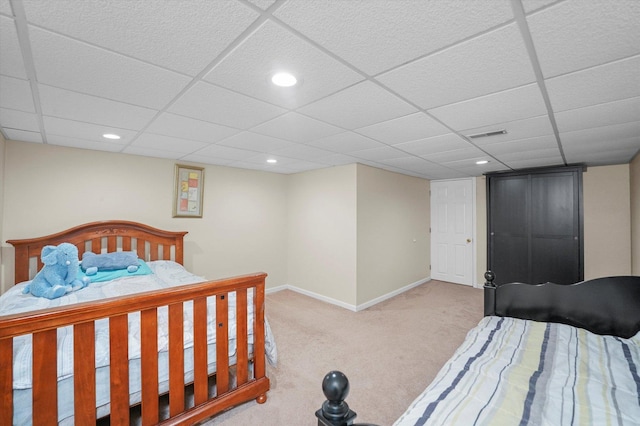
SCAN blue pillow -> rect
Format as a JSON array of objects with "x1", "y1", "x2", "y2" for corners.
[{"x1": 78, "y1": 259, "x2": 152, "y2": 283}]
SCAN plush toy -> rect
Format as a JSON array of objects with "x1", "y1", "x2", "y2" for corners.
[
  {"x1": 23, "y1": 243, "x2": 90, "y2": 299},
  {"x1": 81, "y1": 251, "x2": 140, "y2": 276}
]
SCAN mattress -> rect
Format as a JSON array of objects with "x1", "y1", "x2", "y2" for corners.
[
  {"x1": 394, "y1": 316, "x2": 640, "y2": 426},
  {"x1": 0, "y1": 261, "x2": 277, "y2": 425}
]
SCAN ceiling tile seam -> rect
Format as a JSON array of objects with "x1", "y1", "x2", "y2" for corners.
[
  {"x1": 554, "y1": 95, "x2": 640, "y2": 116},
  {"x1": 117, "y1": 11, "x2": 277, "y2": 153},
  {"x1": 10, "y1": 0, "x2": 47, "y2": 143},
  {"x1": 523, "y1": 0, "x2": 568, "y2": 17},
  {"x1": 370, "y1": 19, "x2": 518, "y2": 80},
  {"x1": 266, "y1": 10, "x2": 509, "y2": 161},
  {"x1": 542, "y1": 52, "x2": 640, "y2": 82},
  {"x1": 511, "y1": 0, "x2": 567, "y2": 165},
  {"x1": 261, "y1": 9, "x2": 518, "y2": 170},
  {"x1": 21, "y1": 23, "x2": 200, "y2": 79}
]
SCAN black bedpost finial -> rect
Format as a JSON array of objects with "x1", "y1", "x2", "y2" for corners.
[
  {"x1": 316, "y1": 371, "x2": 357, "y2": 426},
  {"x1": 484, "y1": 270, "x2": 496, "y2": 287}
]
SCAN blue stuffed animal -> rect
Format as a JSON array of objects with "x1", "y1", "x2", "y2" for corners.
[{"x1": 23, "y1": 243, "x2": 89, "y2": 299}]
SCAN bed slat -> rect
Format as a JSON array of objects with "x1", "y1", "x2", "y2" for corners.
[
  {"x1": 216, "y1": 294, "x2": 230, "y2": 394},
  {"x1": 0, "y1": 338, "x2": 12, "y2": 426},
  {"x1": 109, "y1": 314, "x2": 130, "y2": 424},
  {"x1": 169, "y1": 303, "x2": 185, "y2": 417},
  {"x1": 74, "y1": 322, "x2": 97, "y2": 423},
  {"x1": 33, "y1": 329, "x2": 58, "y2": 424},
  {"x1": 254, "y1": 284, "x2": 266, "y2": 382},
  {"x1": 193, "y1": 297, "x2": 208, "y2": 404},
  {"x1": 141, "y1": 308, "x2": 159, "y2": 425},
  {"x1": 236, "y1": 289, "x2": 248, "y2": 385}
]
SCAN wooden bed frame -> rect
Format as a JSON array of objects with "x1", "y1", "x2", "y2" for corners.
[
  {"x1": 315, "y1": 272, "x2": 640, "y2": 425},
  {"x1": 0, "y1": 220, "x2": 269, "y2": 425}
]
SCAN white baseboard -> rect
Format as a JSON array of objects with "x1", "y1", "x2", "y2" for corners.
[{"x1": 266, "y1": 276, "x2": 431, "y2": 312}]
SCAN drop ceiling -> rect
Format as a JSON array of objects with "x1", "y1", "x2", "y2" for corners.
[{"x1": 1, "y1": 0, "x2": 638, "y2": 179}]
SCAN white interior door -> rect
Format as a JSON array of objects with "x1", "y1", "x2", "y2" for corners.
[{"x1": 430, "y1": 178, "x2": 475, "y2": 286}]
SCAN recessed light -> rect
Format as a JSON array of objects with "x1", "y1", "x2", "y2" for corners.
[
  {"x1": 267, "y1": 158, "x2": 277, "y2": 164},
  {"x1": 271, "y1": 72, "x2": 297, "y2": 87},
  {"x1": 102, "y1": 133, "x2": 121, "y2": 140},
  {"x1": 476, "y1": 160, "x2": 489, "y2": 165}
]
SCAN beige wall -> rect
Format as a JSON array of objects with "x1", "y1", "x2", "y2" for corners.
[
  {"x1": 356, "y1": 164, "x2": 429, "y2": 305},
  {"x1": 475, "y1": 176, "x2": 487, "y2": 285},
  {"x1": 286, "y1": 164, "x2": 358, "y2": 305},
  {"x1": 1, "y1": 141, "x2": 288, "y2": 291},
  {"x1": 583, "y1": 164, "x2": 631, "y2": 278},
  {"x1": 631, "y1": 154, "x2": 640, "y2": 275},
  {"x1": 0, "y1": 133, "x2": 5, "y2": 291}
]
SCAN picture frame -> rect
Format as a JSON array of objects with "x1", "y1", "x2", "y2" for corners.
[{"x1": 173, "y1": 164, "x2": 204, "y2": 218}]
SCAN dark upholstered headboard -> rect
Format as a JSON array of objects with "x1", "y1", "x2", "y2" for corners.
[{"x1": 484, "y1": 272, "x2": 640, "y2": 338}]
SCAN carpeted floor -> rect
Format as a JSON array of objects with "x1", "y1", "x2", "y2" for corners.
[{"x1": 206, "y1": 280, "x2": 484, "y2": 425}]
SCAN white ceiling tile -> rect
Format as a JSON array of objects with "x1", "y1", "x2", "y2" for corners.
[
  {"x1": 377, "y1": 24, "x2": 536, "y2": 109},
  {"x1": 3, "y1": 128, "x2": 42, "y2": 143},
  {"x1": 130, "y1": 133, "x2": 208, "y2": 154},
  {"x1": 204, "y1": 21, "x2": 364, "y2": 109},
  {"x1": 43, "y1": 116, "x2": 136, "y2": 143},
  {"x1": 349, "y1": 145, "x2": 410, "y2": 162},
  {"x1": 274, "y1": 0, "x2": 513, "y2": 75},
  {"x1": 355, "y1": 112, "x2": 450, "y2": 145},
  {"x1": 482, "y1": 135, "x2": 559, "y2": 156},
  {"x1": 315, "y1": 153, "x2": 359, "y2": 166},
  {"x1": 395, "y1": 133, "x2": 471, "y2": 156},
  {"x1": 1, "y1": 16, "x2": 27, "y2": 79},
  {"x1": 168, "y1": 81, "x2": 286, "y2": 130},
  {"x1": 39, "y1": 84, "x2": 158, "y2": 131},
  {"x1": 250, "y1": 112, "x2": 343, "y2": 143},
  {"x1": 376, "y1": 156, "x2": 433, "y2": 171},
  {"x1": 564, "y1": 144, "x2": 639, "y2": 166},
  {"x1": 0, "y1": 0, "x2": 12, "y2": 15},
  {"x1": 528, "y1": 0, "x2": 640, "y2": 78},
  {"x1": 500, "y1": 156, "x2": 564, "y2": 169},
  {"x1": 559, "y1": 121, "x2": 640, "y2": 149},
  {"x1": 271, "y1": 144, "x2": 333, "y2": 161},
  {"x1": 47, "y1": 133, "x2": 124, "y2": 152},
  {"x1": 307, "y1": 132, "x2": 386, "y2": 153},
  {"x1": 217, "y1": 131, "x2": 298, "y2": 153},
  {"x1": 241, "y1": 153, "x2": 301, "y2": 166},
  {"x1": 462, "y1": 115, "x2": 554, "y2": 146},
  {"x1": 122, "y1": 146, "x2": 182, "y2": 160},
  {"x1": 522, "y1": 0, "x2": 562, "y2": 13},
  {"x1": 22, "y1": 0, "x2": 259, "y2": 76},
  {"x1": 178, "y1": 153, "x2": 235, "y2": 166},
  {"x1": 0, "y1": 107, "x2": 39, "y2": 131},
  {"x1": 546, "y1": 55, "x2": 640, "y2": 112},
  {"x1": 299, "y1": 80, "x2": 417, "y2": 129},
  {"x1": 145, "y1": 112, "x2": 239, "y2": 144},
  {"x1": 429, "y1": 84, "x2": 548, "y2": 130},
  {"x1": 189, "y1": 143, "x2": 261, "y2": 161},
  {"x1": 422, "y1": 146, "x2": 487, "y2": 163},
  {"x1": 247, "y1": 0, "x2": 277, "y2": 11},
  {"x1": 447, "y1": 162, "x2": 509, "y2": 176},
  {"x1": 555, "y1": 97, "x2": 640, "y2": 133},
  {"x1": 493, "y1": 146, "x2": 561, "y2": 162},
  {"x1": 29, "y1": 27, "x2": 191, "y2": 109},
  {"x1": 0, "y1": 75, "x2": 35, "y2": 112}
]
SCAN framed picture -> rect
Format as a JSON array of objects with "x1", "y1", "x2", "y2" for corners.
[{"x1": 173, "y1": 164, "x2": 204, "y2": 218}]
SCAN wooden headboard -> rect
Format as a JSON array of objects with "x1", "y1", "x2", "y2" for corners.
[{"x1": 7, "y1": 220, "x2": 188, "y2": 284}]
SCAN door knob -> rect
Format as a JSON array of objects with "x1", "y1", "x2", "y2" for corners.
[{"x1": 466, "y1": 238, "x2": 472, "y2": 243}]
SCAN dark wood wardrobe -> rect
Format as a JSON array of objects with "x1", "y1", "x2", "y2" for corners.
[{"x1": 487, "y1": 166, "x2": 584, "y2": 285}]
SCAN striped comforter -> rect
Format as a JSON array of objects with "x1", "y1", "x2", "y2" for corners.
[{"x1": 394, "y1": 316, "x2": 640, "y2": 425}]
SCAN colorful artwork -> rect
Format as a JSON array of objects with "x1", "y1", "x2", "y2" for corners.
[{"x1": 173, "y1": 165, "x2": 204, "y2": 217}]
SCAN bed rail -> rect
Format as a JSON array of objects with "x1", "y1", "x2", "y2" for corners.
[{"x1": 0, "y1": 273, "x2": 269, "y2": 425}]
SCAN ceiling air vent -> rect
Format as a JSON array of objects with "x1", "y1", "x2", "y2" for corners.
[{"x1": 467, "y1": 129, "x2": 507, "y2": 139}]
